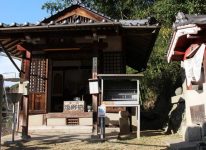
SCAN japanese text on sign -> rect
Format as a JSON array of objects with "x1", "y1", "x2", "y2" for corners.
[{"x1": 64, "y1": 101, "x2": 84, "y2": 112}]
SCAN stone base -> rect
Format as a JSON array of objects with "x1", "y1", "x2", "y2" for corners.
[
  {"x1": 29, "y1": 114, "x2": 44, "y2": 126},
  {"x1": 79, "y1": 118, "x2": 93, "y2": 126},
  {"x1": 47, "y1": 118, "x2": 66, "y2": 126},
  {"x1": 183, "y1": 125, "x2": 202, "y2": 142},
  {"x1": 28, "y1": 125, "x2": 93, "y2": 134},
  {"x1": 46, "y1": 118, "x2": 93, "y2": 126},
  {"x1": 119, "y1": 118, "x2": 130, "y2": 135}
]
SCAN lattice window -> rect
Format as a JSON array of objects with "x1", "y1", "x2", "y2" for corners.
[
  {"x1": 29, "y1": 58, "x2": 47, "y2": 93},
  {"x1": 58, "y1": 15, "x2": 92, "y2": 24},
  {"x1": 66, "y1": 118, "x2": 79, "y2": 125},
  {"x1": 103, "y1": 52, "x2": 125, "y2": 73}
]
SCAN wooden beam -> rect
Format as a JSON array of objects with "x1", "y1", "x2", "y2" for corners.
[
  {"x1": 13, "y1": 51, "x2": 22, "y2": 58},
  {"x1": 1, "y1": 39, "x2": 12, "y2": 45},
  {"x1": 3, "y1": 40, "x2": 20, "y2": 49},
  {"x1": 77, "y1": 7, "x2": 109, "y2": 21},
  {"x1": 43, "y1": 48, "x2": 80, "y2": 51},
  {"x1": 183, "y1": 44, "x2": 200, "y2": 60},
  {"x1": 7, "y1": 45, "x2": 19, "y2": 53},
  {"x1": 174, "y1": 50, "x2": 185, "y2": 56}
]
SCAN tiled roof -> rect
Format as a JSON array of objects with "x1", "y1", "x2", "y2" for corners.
[
  {"x1": 0, "y1": 18, "x2": 159, "y2": 29},
  {"x1": 0, "y1": 2, "x2": 159, "y2": 29},
  {"x1": 173, "y1": 12, "x2": 206, "y2": 28},
  {"x1": 167, "y1": 12, "x2": 206, "y2": 62},
  {"x1": 0, "y1": 3, "x2": 160, "y2": 71}
]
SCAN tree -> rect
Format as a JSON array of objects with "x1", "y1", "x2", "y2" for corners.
[
  {"x1": 42, "y1": 0, "x2": 74, "y2": 15},
  {"x1": 42, "y1": 0, "x2": 154, "y2": 19}
]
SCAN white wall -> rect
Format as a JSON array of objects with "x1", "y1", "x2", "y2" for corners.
[{"x1": 0, "y1": 55, "x2": 21, "y2": 86}]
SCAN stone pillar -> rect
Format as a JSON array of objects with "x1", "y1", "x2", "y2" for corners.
[{"x1": 119, "y1": 111, "x2": 130, "y2": 136}]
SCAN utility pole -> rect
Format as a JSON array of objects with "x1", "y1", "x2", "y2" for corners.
[{"x1": 0, "y1": 75, "x2": 4, "y2": 149}]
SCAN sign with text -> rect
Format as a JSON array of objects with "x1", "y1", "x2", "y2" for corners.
[
  {"x1": 98, "y1": 104, "x2": 106, "y2": 117},
  {"x1": 64, "y1": 101, "x2": 84, "y2": 112},
  {"x1": 89, "y1": 79, "x2": 99, "y2": 94}
]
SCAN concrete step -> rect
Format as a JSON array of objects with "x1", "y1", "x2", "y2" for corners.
[
  {"x1": 169, "y1": 141, "x2": 202, "y2": 150},
  {"x1": 29, "y1": 125, "x2": 93, "y2": 134}
]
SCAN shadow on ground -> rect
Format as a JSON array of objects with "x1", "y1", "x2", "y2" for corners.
[
  {"x1": 1, "y1": 130, "x2": 173, "y2": 150},
  {"x1": 141, "y1": 130, "x2": 165, "y2": 137}
]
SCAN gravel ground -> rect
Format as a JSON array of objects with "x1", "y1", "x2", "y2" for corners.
[{"x1": 1, "y1": 130, "x2": 182, "y2": 150}]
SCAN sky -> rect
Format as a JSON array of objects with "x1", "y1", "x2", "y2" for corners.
[
  {"x1": 0, "y1": 0, "x2": 49, "y2": 24},
  {"x1": 0, "y1": 0, "x2": 49, "y2": 86}
]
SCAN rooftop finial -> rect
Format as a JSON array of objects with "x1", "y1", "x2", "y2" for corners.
[{"x1": 72, "y1": 0, "x2": 82, "y2": 5}]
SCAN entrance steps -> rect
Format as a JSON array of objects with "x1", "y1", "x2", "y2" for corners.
[{"x1": 29, "y1": 125, "x2": 93, "y2": 134}]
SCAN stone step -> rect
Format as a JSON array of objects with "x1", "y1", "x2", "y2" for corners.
[{"x1": 29, "y1": 125, "x2": 93, "y2": 134}]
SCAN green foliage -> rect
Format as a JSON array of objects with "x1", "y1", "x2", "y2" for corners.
[
  {"x1": 42, "y1": 0, "x2": 68, "y2": 15},
  {"x1": 42, "y1": 0, "x2": 154, "y2": 19},
  {"x1": 133, "y1": 0, "x2": 206, "y2": 26},
  {"x1": 140, "y1": 27, "x2": 181, "y2": 110}
]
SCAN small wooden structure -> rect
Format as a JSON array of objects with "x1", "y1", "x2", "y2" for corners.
[
  {"x1": 97, "y1": 74, "x2": 142, "y2": 138},
  {"x1": 0, "y1": 3, "x2": 160, "y2": 137}
]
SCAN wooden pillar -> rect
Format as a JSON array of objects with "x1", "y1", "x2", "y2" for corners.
[
  {"x1": 137, "y1": 105, "x2": 140, "y2": 139},
  {"x1": 0, "y1": 75, "x2": 3, "y2": 149},
  {"x1": 17, "y1": 45, "x2": 31, "y2": 139},
  {"x1": 92, "y1": 57, "x2": 98, "y2": 132},
  {"x1": 21, "y1": 96, "x2": 30, "y2": 139}
]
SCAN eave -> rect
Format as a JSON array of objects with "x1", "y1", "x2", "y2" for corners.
[
  {"x1": 167, "y1": 12, "x2": 206, "y2": 62},
  {"x1": 0, "y1": 21, "x2": 160, "y2": 71}
]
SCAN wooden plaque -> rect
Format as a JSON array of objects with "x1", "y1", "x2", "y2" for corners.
[{"x1": 64, "y1": 101, "x2": 84, "y2": 112}]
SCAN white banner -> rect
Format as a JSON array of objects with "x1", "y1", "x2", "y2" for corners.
[{"x1": 184, "y1": 43, "x2": 205, "y2": 86}]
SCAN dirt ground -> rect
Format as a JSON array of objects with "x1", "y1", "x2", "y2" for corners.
[{"x1": 1, "y1": 130, "x2": 182, "y2": 150}]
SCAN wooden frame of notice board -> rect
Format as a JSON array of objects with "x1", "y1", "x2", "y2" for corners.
[{"x1": 97, "y1": 74, "x2": 143, "y2": 139}]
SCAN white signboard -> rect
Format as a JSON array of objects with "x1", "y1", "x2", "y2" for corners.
[{"x1": 89, "y1": 80, "x2": 99, "y2": 94}]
